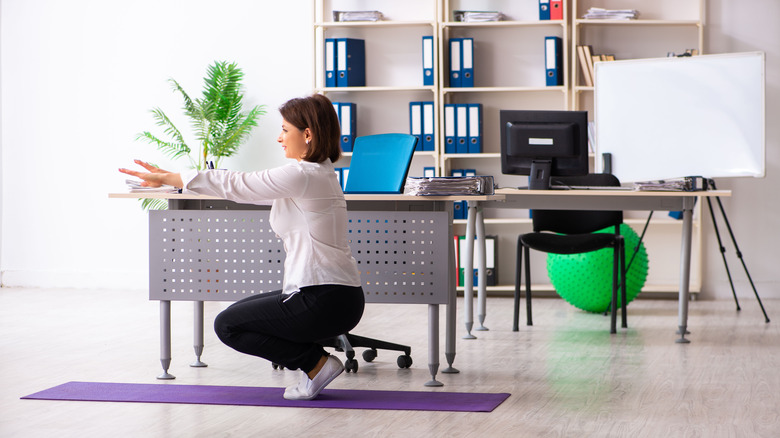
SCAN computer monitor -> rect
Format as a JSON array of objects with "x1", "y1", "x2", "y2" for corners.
[{"x1": 500, "y1": 110, "x2": 589, "y2": 189}]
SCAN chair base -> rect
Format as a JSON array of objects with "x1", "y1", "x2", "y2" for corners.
[{"x1": 318, "y1": 333, "x2": 413, "y2": 373}]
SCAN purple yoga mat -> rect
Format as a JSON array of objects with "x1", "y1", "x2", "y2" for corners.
[{"x1": 22, "y1": 381, "x2": 510, "y2": 412}]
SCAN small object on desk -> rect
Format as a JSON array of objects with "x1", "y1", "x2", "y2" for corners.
[
  {"x1": 125, "y1": 179, "x2": 179, "y2": 193},
  {"x1": 453, "y1": 10, "x2": 504, "y2": 22},
  {"x1": 333, "y1": 10, "x2": 383, "y2": 22},
  {"x1": 405, "y1": 176, "x2": 495, "y2": 196},
  {"x1": 633, "y1": 176, "x2": 707, "y2": 192},
  {"x1": 582, "y1": 8, "x2": 639, "y2": 20}
]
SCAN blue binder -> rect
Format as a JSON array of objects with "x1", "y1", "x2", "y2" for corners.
[
  {"x1": 422, "y1": 36, "x2": 434, "y2": 86},
  {"x1": 461, "y1": 38, "x2": 474, "y2": 87},
  {"x1": 422, "y1": 101, "x2": 435, "y2": 151},
  {"x1": 449, "y1": 38, "x2": 462, "y2": 87},
  {"x1": 325, "y1": 38, "x2": 337, "y2": 87},
  {"x1": 545, "y1": 36, "x2": 563, "y2": 86},
  {"x1": 336, "y1": 38, "x2": 365, "y2": 87},
  {"x1": 467, "y1": 103, "x2": 483, "y2": 153},
  {"x1": 409, "y1": 101, "x2": 423, "y2": 151},
  {"x1": 444, "y1": 104, "x2": 457, "y2": 153},
  {"x1": 423, "y1": 166, "x2": 436, "y2": 178},
  {"x1": 539, "y1": 0, "x2": 550, "y2": 20},
  {"x1": 337, "y1": 102, "x2": 357, "y2": 152},
  {"x1": 456, "y1": 104, "x2": 469, "y2": 153}
]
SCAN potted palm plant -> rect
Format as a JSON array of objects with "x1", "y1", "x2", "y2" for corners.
[{"x1": 136, "y1": 60, "x2": 265, "y2": 209}]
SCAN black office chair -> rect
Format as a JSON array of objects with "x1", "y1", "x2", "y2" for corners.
[{"x1": 514, "y1": 173, "x2": 627, "y2": 334}]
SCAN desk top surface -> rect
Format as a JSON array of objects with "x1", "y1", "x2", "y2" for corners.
[
  {"x1": 494, "y1": 188, "x2": 731, "y2": 198},
  {"x1": 108, "y1": 192, "x2": 502, "y2": 201}
]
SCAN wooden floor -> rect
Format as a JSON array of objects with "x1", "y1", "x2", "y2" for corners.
[{"x1": 1, "y1": 287, "x2": 779, "y2": 438}]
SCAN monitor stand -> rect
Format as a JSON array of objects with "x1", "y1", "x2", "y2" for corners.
[{"x1": 528, "y1": 160, "x2": 552, "y2": 190}]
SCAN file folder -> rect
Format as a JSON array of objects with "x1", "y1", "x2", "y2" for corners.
[
  {"x1": 409, "y1": 101, "x2": 423, "y2": 151},
  {"x1": 422, "y1": 101, "x2": 435, "y2": 151},
  {"x1": 338, "y1": 102, "x2": 357, "y2": 152},
  {"x1": 545, "y1": 36, "x2": 563, "y2": 86},
  {"x1": 456, "y1": 104, "x2": 469, "y2": 153},
  {"x1": 461, "y1": 38, "x2": 474, "y2": 87},
  {"x1": 422, "y1": 36, "x2": 434, "y2": 86},
  {"x1": 467, "y1": 103, "x2": 482, "y2": 153},
  {"x1": 550, "y1": 0, "x2": 563, "y2": 20},
  {"x1": 444, "y1": 104, "x2": 457, "y2": 153},
  {"x1": 457, "y1": 235, "x2": 497, "y2": 287},
  {"x1": 449, "y1": 38, "x2": 462, "y2": 88},
  {"x1": 423, "y1": 166, "x2": 436, "y2": 178},
  {"x1": 336, "y1": 38, "x2": 365, "y2": 87},
  {"x1": 539, "y1": 0, "x2": 550, "y2": 20},
  {"x1": 325, "y1": 38, "x2": 337, "y2": 87}
]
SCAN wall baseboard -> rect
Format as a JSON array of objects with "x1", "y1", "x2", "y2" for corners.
[{"x1": 1, "y1": 270, "x2": 146, "y2": 291}]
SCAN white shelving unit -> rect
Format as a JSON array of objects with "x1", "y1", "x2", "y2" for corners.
[{"x1": 314, "y1": 0, "x2": 707, "y2": 296}]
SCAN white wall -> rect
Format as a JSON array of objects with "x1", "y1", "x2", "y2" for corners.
[
  {"x1": 1, "y1": 0, "x2": 778, "y2": 300},
  {"x1": 0, "y1": 0, "x2": 313, "y2": 289}
]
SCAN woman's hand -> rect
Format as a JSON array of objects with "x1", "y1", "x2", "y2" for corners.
[{"x1": 119, "y1": 160, "x2": 183, "y2": 188}]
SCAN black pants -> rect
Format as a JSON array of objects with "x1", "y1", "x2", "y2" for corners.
[{"x1": 214, "y1": 285, "x2": 365, "y2": 374}]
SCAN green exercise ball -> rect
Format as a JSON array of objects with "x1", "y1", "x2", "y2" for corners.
[{"x1": 546, "y1": 223, "x2": 649, "y2": 313}]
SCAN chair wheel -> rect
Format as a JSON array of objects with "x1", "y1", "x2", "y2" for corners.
[
  {"x1": 397, "y1": 354, "x2": 413, "y2": 369},
  {"x1": 362, "y1": 349, "x2": 377, "y2": 362},
  {"x1": 345, "y1": 358, "x2": 359, "y2": 373}
]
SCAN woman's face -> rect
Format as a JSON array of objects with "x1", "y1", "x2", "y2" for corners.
[{"x1": 277, "y1": 119, "x2": 310, "y2": 161}]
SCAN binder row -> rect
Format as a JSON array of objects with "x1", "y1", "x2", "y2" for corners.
[
  {"x1": 332, "y1": 102, "x2": 357, "y2": 152},
  {"x1": 324, "y1": 38, "x2": 366, "y2": 87},
  {"x1": 443, "y1": 103, "x2": 483, "y2": 154},
  {"x1": 409, "y1": 101, "x2": 435, "y2": 151},
  {"x1": 539, "y1": 0, "x2": 563, "y2": 20},
  {"x1": 455, "y1": 235, "x2": 498, "y2": 287},
  {"x1": 449, "y1": 37, "x2": 474, "y2": 87}
]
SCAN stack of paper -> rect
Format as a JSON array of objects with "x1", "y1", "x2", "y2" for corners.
[
  {"x1": 126, "y1": 179, "x2": 179, "y2": 193},
  {"x1": 333, "y1": 11, "x2": 383, "y2": 22},
  {"x1": 404, "y1": 176, "x2": 495, "y2": 196},
  {"x1": 453, "y1": 10, "x2": 504, "y2": 22},
  {"x1": 633, "y1": 177, "x2": 706, "y2": 192},
  {"x1": 583, "y1": 8, "x2": 639, "y2": 20}
]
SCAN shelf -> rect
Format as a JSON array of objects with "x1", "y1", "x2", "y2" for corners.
[
  {"x1": 453, "y1": 217, "x2": 696, "y2": 226},
  {"x1": 442, "y1": 153, "x2": 500, "y2": 160},
  {"x1": 319, "y1": 86, "x2": 436, "y2": 93},
  {"x1": 574, "y1": 19, "x2": 702, "y2": 26},
  {"x1": 442, "y1": 86, "x2": 565, "y2": 94},
  {"x1": 442, "y1": 20, "x2": 565, "y2": 28},
  {"x1": 316, "y1": 20, "x2": 436, "y2": 28},
  {"x1": 458, "y1": 284, "x2": 695, "y2": 294}
]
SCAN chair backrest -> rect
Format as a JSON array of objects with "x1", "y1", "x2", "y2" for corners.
[
  {"x1": 344, "y1": 133, "x2": 417, "y2": 194},
  {"x1": 532, "y1": 173, "x2": 624, "y2": 234}
]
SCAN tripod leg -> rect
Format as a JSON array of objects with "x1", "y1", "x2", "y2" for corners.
[
  {"x1": 706, "y1": 197, "x2": 741, "y2": 311},
  {"x1": 713, "y1": 195, "x2": 770, "y2": 323}
]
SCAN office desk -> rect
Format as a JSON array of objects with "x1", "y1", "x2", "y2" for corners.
[
  {"x1": 461, "y1": 188, "x2": 731, "y2": 343},
  {"x1": 111, "y1": 192, "x2": 498, "y2": 386}
]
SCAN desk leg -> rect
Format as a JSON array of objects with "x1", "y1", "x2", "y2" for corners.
[
  {"x1": 424, "y1": 304, "x2": 443, "y2": 387},
  {"x1": 191, "y1": 301, "x2": 208, "y2": 367},
  {"x1": 443, "y1": 229, "x2": 459, "y2": 374},
  {"x1": 463, "y1": 202, "x2": 477, "y2": 339},
  {"x1": 475, "y1": 207, "x2": 489, "y2": 331},
  {"x1": 676, "y1": 202, "x2": 695, "y2": 344},
  {"x1": 157, "y1": 300, "x2": 175, "y2": 380}
]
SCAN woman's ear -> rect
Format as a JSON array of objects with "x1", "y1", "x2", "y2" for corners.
[{"x1": 304, "y1": 128, "x2": 312, "y2": 144}]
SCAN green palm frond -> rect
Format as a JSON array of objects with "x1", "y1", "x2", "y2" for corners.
[
  {"x1": 139, "y1": 197, "x2": 169, "y2": 211},
  {"x1": 136, "y1": 60, "x2": 263, "y2": 182}
]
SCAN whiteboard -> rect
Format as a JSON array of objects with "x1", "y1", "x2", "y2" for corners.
[{"x1": 594, "y1": 52, "x2": 765, "y2": 182}]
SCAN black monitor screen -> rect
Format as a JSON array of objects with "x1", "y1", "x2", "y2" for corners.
[{"x1": 500, "y1": 110, "x2": 588, "y2": 189}]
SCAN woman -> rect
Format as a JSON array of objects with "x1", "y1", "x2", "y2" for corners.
[{"x1": 119, "y1": 94, "x2": 364, "y2": 401}]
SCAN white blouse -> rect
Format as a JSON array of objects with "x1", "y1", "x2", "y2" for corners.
[{"x1": 181, "y1": 160, "x2": 361, "y2": 295}]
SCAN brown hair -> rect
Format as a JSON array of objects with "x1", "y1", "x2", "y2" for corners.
[{"x1": 278, "y1": 94, "x2": 341, "y2": 163}]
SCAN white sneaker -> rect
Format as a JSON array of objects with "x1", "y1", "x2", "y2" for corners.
[{"x1": 283, "y1": 356, "x2": 344, "y2": 401}]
